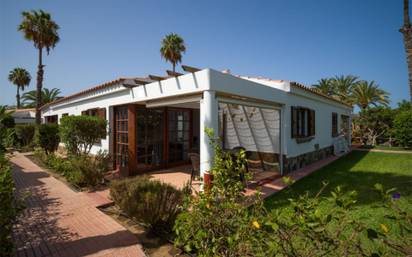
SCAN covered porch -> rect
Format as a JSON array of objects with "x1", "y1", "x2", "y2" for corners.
[{"x1": 111, "y1": 90, "x2": 283, "y2": 187}]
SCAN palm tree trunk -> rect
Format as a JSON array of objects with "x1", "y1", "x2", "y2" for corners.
[
  {"x1": 36, "y1": 47, "x2": 44, "y2": 124},
  {"x1": 16, "y1": 86, "x2": 20, "y2": 109},
  {"x1": 400, "y1": 0, "x2": 412, "y2": 105},
  {"x1": 172, "y1": 63, "x2": 176, "y2": 73}
]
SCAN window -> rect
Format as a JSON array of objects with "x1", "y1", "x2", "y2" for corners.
[
  {"x1": 81, "y1": 108, "x2": 106, "y2": 120},
  {"x1": 45, "y1": 115, "x2": 58, "y2": 124},
  {"x1": 340, "y1": 114, "x2": 350, "y2": 141},
  {"x1": 332, "y1": 112, "x2": 338, "y2": 137},
  {"x1": 82, "y1": 108, "x2": 107, "y2": 140},
  {"x1": 291, "y1": 107, "x2": 315, "y2": 139}
]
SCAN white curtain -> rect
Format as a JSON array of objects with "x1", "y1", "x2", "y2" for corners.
[{"x1": 218, "y1": 102, "x2": 280, "y2": 154}]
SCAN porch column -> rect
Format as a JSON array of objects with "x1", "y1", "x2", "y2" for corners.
[{"x1": 200, "y1": 90, "x2": 219, "y2": 182}]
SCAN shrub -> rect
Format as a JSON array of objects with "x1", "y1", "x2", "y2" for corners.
[
  {"x1": 111, "y1": 175, "x2": 186, "y2": 235},
  {"x1": 173, "y1": 128, "x2": 261, "y2": 256},
  {"x1": 0, "y1": 106, "x2": 14, "y2": 150},
  {"x1": 59, "y1": 115, "x2": 107, "y2": 156},
  {"x1": 1, "y1": 128, "x2": 17, "y2": 148},
  {"x1": 0, "y1": 151, "x2": 23, "y2": 256},
  {"x1": 1, "y1": 115, "x2": 15, "y2": 129},
  {"x1": 15, "y1": 124, "x2": 36, "y2": 148},
  {"x1": 37, "y1": 124, "x2": 60, "y2": 154},
  {"x1": 34, "y1": 149, "x2": 110, "y2": 188},
  {"x1": 393, "y1": 110, "x2": 412, "y2": 148},
  {"x1": 174, "y1": 129, "x2": 412, "y2": 256}
]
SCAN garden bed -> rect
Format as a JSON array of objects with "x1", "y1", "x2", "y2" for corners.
[
  {"x1": 99, "y1": 204, "x2": 189, "y2": 257},
  {"x1": 26, "y1": 153, "x2": 83, "y2": 192}
]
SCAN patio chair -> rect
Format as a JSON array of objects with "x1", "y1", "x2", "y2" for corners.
[{"x1": 188, "y1": 153, "x2": 200, "y2": 183}]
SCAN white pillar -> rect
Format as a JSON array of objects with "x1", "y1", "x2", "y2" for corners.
[{"x1": 200, "y1": 90, "x2": 219, "y2": 178}]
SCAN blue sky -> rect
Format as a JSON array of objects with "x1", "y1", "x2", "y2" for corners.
[{"x1": 0, "y1": 0, "x2": 408, "y2": 108}]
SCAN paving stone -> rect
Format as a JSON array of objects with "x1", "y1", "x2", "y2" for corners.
[{"x1": 11, "y1": 152, "x2": 146, "y2": 257}]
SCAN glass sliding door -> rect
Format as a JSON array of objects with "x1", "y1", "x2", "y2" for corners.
[
  {"x1": 114, "y1": 106, "x2": 129, "y2": 168},
  {"x1": 168, "y1": 109, "x2": 191, "y2": 163},
  {"x1": 136, "y1": 108, "x2": 164, "y2": 170}
]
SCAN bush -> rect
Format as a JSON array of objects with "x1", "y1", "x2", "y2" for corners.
[
  {"x1": 15, "y1": 124, "x2": 36, "y2": 148},
  {"x1": 111, "y1": 175, "x2": 187, "y2": 235},
  {"x1": 59, "y1": 115, "x2": 107, "y2": 156},
  {"x1": 37, "y1": 124, "x2": 60, "y2": 154},
  {"x1": 1, "y1": 128, "x2": 17, "y2": 149},
  {"x1": 0, "y1": 151, "x2": 23, "y2": 256},
  {"x1": 173, "y1": 128, "x2": 260, "y2": 256},
  {"x1": 393, "y1": 110, "x2": 412, "y2": 148},
  {"x1": 34, "y1": 149, "x2": 111, "y2": 188},
  {"x1": 71, "y1": 151, "x2": 111, "y2": 187},
  {"x1": 1, "y1": 115, "x2": 15, "y2": 129},
  {"x1": 173, "y1": 129, "x2": 412, "y2": 256}
]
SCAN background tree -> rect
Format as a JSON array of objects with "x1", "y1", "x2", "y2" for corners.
[
  {"x1": 8, "y1": 68, "x2": 31, "y2": 109},
  {"x1": 331, "y1": 75, "x2": 359, "y2": 104},
  {"x1": 400, "y1": 0, "x2": 412, "y2": 104},
  {"x1": 160, "y1": 33, "x2": 186, "y2": 72},
  {"x1": 312, "y1": 78, "x2": 336, "y2": 96},
  {"x1": 22, "y1": 88, "x2": 61, "y2": 108},
  {"x1": 397, "y1": 99, "x2": 412, "y2": 112},
  {"x1": 350, "y1": 80, "x2": 390, "y2": 110},
  {"x1": 19, "y1": 10, "x2": 60, "y2": 124},
  {"x1": 393, "y1": 109, "x2": 412, "y2": 148},
  {"x1": 353, "y1": 107, "x2": 395, "y2": 146}
]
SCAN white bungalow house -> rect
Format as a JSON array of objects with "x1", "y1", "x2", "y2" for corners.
[{"x1": 41, "y1": 66, "x2": 352, "y2": 181}]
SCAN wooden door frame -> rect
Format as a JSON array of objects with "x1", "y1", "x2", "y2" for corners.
[{"x1": 113, "y1": 104, "x2": 195, "y2": 175}]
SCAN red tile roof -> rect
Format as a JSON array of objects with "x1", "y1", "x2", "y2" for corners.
[{"x1": 40, "y1": 78, "x2": 126, "y2": 109}]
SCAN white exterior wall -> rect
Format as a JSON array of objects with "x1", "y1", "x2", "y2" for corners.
[
  {"x1": 284, "y1": 88, "x2": 352, "y2": 158},
  {"x1": 41, "y1": 68, "x2": 352, "y2": 158},
  {"x1": 206, "y1": 69, "x2": 352, "y2": 158}
]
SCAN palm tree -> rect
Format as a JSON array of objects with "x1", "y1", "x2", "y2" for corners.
[
  {"x1": 18, "y1": 10, "x2": 60, "y2": 124},
  {"x1": 160, "y1": 33, "x2": 186, "y2": 72},
  {"x1": 312, "y1": 78, "x2": 336, "y2": 96},
  {"x1": 331, "y1": 75, "x2": 359, "y2": 104},
  {"x1": 351, "y1": 80, "x2": 390, "y2": 110},
  {"x1": 400, "y1": 0, "x2": 412, "y2": 104},
  {"x1": 8, "y1": 68, "x2": 31, "y2": 109},
  {"x1": 22, "y1": 88, "x2": 61, "y2": 108}
]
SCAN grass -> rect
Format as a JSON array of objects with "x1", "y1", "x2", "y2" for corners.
[
  {"x1": 361, "y1": 145, "x2": 412, "y2": 152},
  {"x1": 265, "y1": 151, "x2": 412, "y2": 227}
]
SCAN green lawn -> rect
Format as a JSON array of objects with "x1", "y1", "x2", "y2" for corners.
[
  {"x1": 265, "y1": 151, "x2": 412, "y2": 226},
  {"x1": 361, "y1": 145, "x2": 412, "y2": 152}
]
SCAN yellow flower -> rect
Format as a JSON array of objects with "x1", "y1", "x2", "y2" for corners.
[
  {"x1": 380, "y1": 224, "x2": 389, "y2": 234},
  {"x1": 252, "y1": 221, "x2": 260, "y2": 229},
  {"x1": 206, "y1": 203, "x2": 210, "y2": 209}
]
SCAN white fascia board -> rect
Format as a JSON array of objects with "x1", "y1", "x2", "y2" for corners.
[
  {"x1": 146, "y1": 94, "x2": 202, "y2": 108},
  {"x1": 208, "y1": 69, "x2": 289, "y2": 105}
]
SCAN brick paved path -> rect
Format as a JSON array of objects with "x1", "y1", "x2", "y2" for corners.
[{"x1": 11, "y1": 152, "x2": 146, "y2": 257}]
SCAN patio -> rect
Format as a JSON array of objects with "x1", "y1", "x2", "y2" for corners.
[{"x1": 147, "y1": 164, "x2": 281, "y2": 191}]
